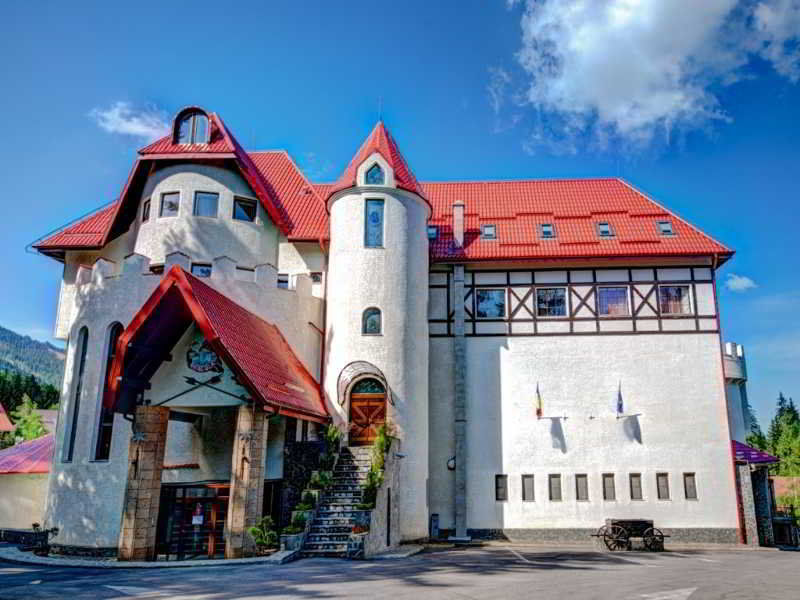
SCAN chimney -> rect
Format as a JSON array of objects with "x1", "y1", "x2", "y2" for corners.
[{"x1": 452, "y1": 202, "x2": 465, "y2": 248}]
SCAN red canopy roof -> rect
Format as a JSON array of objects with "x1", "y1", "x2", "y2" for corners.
[
  {"x1": 0, "y1": 401, "x2": 13, "y2": 432},
  {"x1": 0, "y1": 434, "x2": 53, "y2": 475},
  {"x1": 104, "y1": 266, "x2": 328, "y2": 422}
]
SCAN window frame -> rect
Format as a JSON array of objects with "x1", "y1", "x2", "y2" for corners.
[
  {"x1": 575, "y1": 474, "x2": 589, "y2": 502},
  {"x1": 522, "y1": 474, "x2": 535, "y2": 502},
  {"x1": 475, "y1": 287, "x2": 507, "y2": 319},
  {"x1": 540, "y1": 223, "x2": 556, "y2": 239},
  {"x1": 548, "y1": 474, "x2": 562, "y2": 502},
  {"x1": 365, "y1": 163, "x2": 385, "y2": 185},
  {"x1": 658, "y1": 284, "x2": 693, "y2": 315},
  {"x1": 495, "y1": 474, "x2": 508, "y2": 502},
  {"x1": 602, "y1": 473, "x2": 616, "y2": 501},
  {"x1": 656, "y1": 472, "x2": 671, "y2": 500},
  {"x1": 596, "y1": 285, "x2": 631, "y2": 317},
  {"x1": 142, "y1": 198, "x2": 151, "y2": 223},
  {"x1": 192, "y1": 191, "x2": 219, "y2": 218},
  {"x1": 190, "y1": 263, "x2": 212, "y2": 278},
  {"x1": 683, "y1": 472, "x2": 698, "y2": 500},
  {"x1": 657, "y1": 220, "x2": 675, "y2": 236},
  {"x1": 93, "y1": 322, "x2": 123, "y2": 461},
  {"x1": 232, "y1": 196, "x2": 258, "y2": 223},
  {"x1": 277, "y1": 273, "x2": 289, "y2": 289},
  {"x1": 159, "y1": 191, "x2": 180, "y2": 218},
  {"x1": 362, "y1": 307, "x2": 382, "y2": 336},
  {"x1": 536, "y1": 286, "x2": 568, "y2": 318},
  {"x1": 629, "y1": 473, "x2": 644, "y2": 501},
  {"x1": 481, "y1": 224, "x2": 497, "y2": 240},
  {"x1": 175, "y1": 111, "x2": 210, "y2": 145},
  {"x1": 63, "y1": 326, "x2": 89, "y2": 463},
  {"x1": 596, "y1": 221, "x2": 614, "y2": 237},
  {"x1": 364, "y1": 198, "x2": 385, "y2": 248}
]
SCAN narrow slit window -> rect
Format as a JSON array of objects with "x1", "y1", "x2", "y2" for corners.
[
  {"x1": 191, "y1": 263, "x2": 212, "y2": 278},
  {"x1": 64, "y1": 327, "x2": 89, "y2": 463},
  {"x1": 522, "y1": 474, "x2": 535, "y2": 501},
  {"x1": 481, "y1": 224, "x2": 497, "y2": 240},
  {"x1": 602, "y1": 473, "x2": 616, "y2": 501},
  {"x1": 549, "y1": 474, "x2": 562, "y2": 501},
  {"x1": 142, "y1": 199, "x2": 151, "y2": 223},
  {"x1": 657, "y1": 473, "x2": 670, "y2": 500},
  {"x1": 683, "y1": 473, "x2": 698, "y2": 500},
  {"x1": 193, "y1": 192, "x2": 219, "y2": 217},
  {"x1": 540, "y1": 223, "x2": 555, "y2": 238},
  {"x1": 94, "y1": 323, "x2": 123, "y2": 461},
  {"x1": 597, "y1": 286, "x2": 629, "y2": 316},
  {"x1": 576, "y1": 474, "x2": 589, "y2": 501},
  {"x1": 630, "y1": 473, "x2": 643, "y2": 500},
  {"x1": 159, "y1": 192, "x2": 180, "y2": 218},
  {"x1": 233, "y1": 197, "x2": 257, "y2": 222},
  {"x1": 495, "y1": 474, "x2": 508, "y2": 502},
  {"x1": 365, "y1": 199, "x2": 384, "y2": 247}
]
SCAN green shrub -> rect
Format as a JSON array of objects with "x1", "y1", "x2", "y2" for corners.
[
  {"x1": 301, "y1": 491, "x2": 317, "y2": 507},
  {"x1": 294, "y1": 502, "x2": 314, "y2": 512},
  {"x1": 248, "y1": 516, "x2": 278, "y2": 549}
]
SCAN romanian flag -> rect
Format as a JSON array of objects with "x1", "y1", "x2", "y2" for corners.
[{"x1": 536, "y1": 383, "x2": 543, "y2": 418}]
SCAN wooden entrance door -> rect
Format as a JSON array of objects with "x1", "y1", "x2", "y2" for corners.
[{"x1": 348, "y1": 379, "x2": 386, "y2": 446}]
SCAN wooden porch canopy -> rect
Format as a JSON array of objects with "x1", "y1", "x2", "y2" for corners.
[{"x1": 103, "y1": 266, "x2": 328, "y2": 423}]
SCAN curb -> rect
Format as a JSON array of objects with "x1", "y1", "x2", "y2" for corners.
[{"x1": 0, "y1": 546, "x2": 298, "y2": 569}]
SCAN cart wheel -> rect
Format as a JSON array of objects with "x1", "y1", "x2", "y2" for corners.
[
  {"x1": 603, "y1": 525, "x2": 630, "y2": 551},
  {"x1": 643, "y1": 527, "x2": 664, "y2": 551}
]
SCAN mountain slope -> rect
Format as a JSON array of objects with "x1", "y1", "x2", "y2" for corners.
[{"x1": 0, "y1": 325, "x2": 65, "y2": 388}]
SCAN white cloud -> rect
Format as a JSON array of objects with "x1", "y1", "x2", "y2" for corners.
[
  {"x1": 506, "y1": 0, "x2": 800, "y2": 151},
  {"x1": 725, "y1": 273, "x2": 758, "y2": 292},
  {"x1": 89, "y1": 102, "x2": 169, "y2": 142}
]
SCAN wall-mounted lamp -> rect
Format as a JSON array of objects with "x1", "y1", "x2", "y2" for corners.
[{"x1": 447, "y1": 456, "x2": 456, "y2": 471}]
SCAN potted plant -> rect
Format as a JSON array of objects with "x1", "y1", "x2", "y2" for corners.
[
  {"x1": 248, "y1": 516, "x2": 278, "y2": 555},
  {"x1": 280, "y1": 513, "x2": 308, "y2": 551}
]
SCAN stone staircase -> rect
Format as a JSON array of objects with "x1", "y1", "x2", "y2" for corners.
[{"x1": 300, "y1": 446, "x2": 373, "y2": 558}]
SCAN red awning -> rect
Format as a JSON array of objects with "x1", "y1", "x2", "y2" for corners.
[
  {"x1": 0, "y1": 434, "x2": 53, "y2": 475},
  {"x1": 732, "y1": 440, "x2": 779, "y2": 465},
  {"x1": 104, "y1": 266, "x2": 328, "y2": 423}
]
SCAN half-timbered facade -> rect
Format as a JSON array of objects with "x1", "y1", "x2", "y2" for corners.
[{"x1": 31, "y1": 106, "x2": 744, "y2": 558}]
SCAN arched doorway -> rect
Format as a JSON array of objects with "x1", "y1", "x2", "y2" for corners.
[{"x1": 348, "y1": 378, "x2": 386, "y2": 446}]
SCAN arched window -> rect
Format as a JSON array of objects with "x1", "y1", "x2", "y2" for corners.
[
  {"x1": 64, "y1": 326, "x2": 89, "y2": 462},
  {"x1": 175, "y1": 110, "x2": 209, "y2": 144},
  {"x1": 362, "y1": 307, "x2": 382, "y2": 335},
  {"x1": 351, "y1": 378, "x2": 385, "y2": 394},
  {"x1": 365, "y1": 163, "x2": 385, "y2": 185},
  {"x1": 94, "y1": 322, "x2": 123, "y2": 461}
]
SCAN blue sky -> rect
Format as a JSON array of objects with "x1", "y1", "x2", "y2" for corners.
[{"x1": 1, "y1": 1, "x2": 798, "y2": 428}]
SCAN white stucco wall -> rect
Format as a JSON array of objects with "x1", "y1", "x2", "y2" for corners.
[
  {"x1": 324, "y1": 187, "x2": 430, "y2": 541},
  {"x1": 0, "y1": 474, "x2": 48, "y2": 529},
  {"x1": 278, "y1": 241, "x2": 326, "y2": 298},
  {"x1": 428, "y1": 333, "x2": 739, "y2": 533}
]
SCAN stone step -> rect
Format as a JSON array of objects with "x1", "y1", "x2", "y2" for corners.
[
  {"x1": 331, "y1": 483, "x2": 363, "y2": 491},
  {"x1": 332, "y1": 474, "x2": 368, "y2": 482},
  {"x1": 317, "y1": 508, "x2": 370, "y2": 518},
  {"x1": 325, "y1": 491, "x2": 363, "y2": 499},
  {"x1": 302, "y1": 542, "x2": 349, "y2": 552},
  {"x1": 305, "y1": 533, "x2": 351, "y2": 543},
  {"x1": 313, "y1": 518, "x2": 356, "y2": 527},
  {"x1": 334, "y1": 464, "x2": 369, "y2": 472},
  {"x1": 310, "y1": 525, "x2": 352, "y2": 535},
  {"x1": 299, "y1": 550, "x2": 348, "y2": 559}
]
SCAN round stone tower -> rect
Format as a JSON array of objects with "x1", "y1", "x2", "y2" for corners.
[{"x1": 323, "y1": 122, "x2": 430, "y2": 541}]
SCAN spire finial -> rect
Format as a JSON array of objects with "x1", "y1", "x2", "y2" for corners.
[{"x1": 378, "y1": 95, "x2": 383, "y2": 122}]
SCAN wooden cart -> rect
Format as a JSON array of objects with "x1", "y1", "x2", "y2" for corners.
[{"x1": 592, "y1": 519, "x2": 668, "y2": 551}]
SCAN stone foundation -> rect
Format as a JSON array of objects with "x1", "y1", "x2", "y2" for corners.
[{"x1": 468, "y1": 527, "x2": 740, "y2": 544}]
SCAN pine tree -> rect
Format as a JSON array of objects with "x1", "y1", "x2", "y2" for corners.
[{"x1": 10, "y1": 394, "x2": 46, "y2": 442}]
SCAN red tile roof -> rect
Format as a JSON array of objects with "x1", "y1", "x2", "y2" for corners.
[
  {"x1": 32, "y1": 115, "x2": 731, "y2": 262},
  {"x1": 324, "y1": 121, "x2": 426, "y2": 203},
  {"x1": 0, "y1": 401, "x2": 13, "y2": 432},
  {"x1": 0, "y1": 434, "x2": 53, "y2": 475},
  {"x1": 732, "y1": 440, "x2": 779, "y2": 465},
  {"x1": 105, "y1": 266, "x2": 328, "y2": 422}
]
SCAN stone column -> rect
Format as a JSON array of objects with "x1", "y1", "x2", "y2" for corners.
[
  {"x1": 451, "y1": 265, "x2": 469, "y2": 541},
  {"x1": 225, "y1": 404, "x2": 268, "y2": 558},
  {"x1": 736, "y1": 463, "x2": 759, "y2": 546},
  {"x1": 118, "y1": 405, "x2": 169, "y2": 561}
]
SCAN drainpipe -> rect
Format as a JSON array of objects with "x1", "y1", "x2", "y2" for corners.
[{"x1": 450, "y1": 202, "x2": 470, "y2": 541}]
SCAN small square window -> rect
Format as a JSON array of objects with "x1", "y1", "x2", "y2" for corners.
[
  {"x1": 233, "y1": 197, "x2": 257, "y2": 222},
  {"x1": 683, "y1": 473, "x2": 698, "y2": 500},
  {"x1": 597, "y1": 222, "x2": 613, "y2": 237},
  {"x1": 310, "y1": 272, "x2": 323, "y2": 284},
  {"x1": 630, "y1": 473, "x2": 643, "y2": 500},
  {"x1": 481, "y1": 224, "x2": 497, "y2": 240},
  {"x1": 160, "y1": 192, "x2": 180, "y2": 218},
  {"x1": 277, "y1": 273, "x2": 289, "y2": 289},
  {"x1": 142, "y1": 198, "x2": 151, "y2": 223},
  {"x1": 549, "y1": 474, "x2": 562, "y2": 501},
  {"x1": 602, "y1": 473, "x2": 616, "y2": 501},
  {"x1": 657, "y1": 473, "x2": 670, "y2": 500},
  {"x1": 657, "y1": 221, "x2": 674, "y2": 236},
  {"x1": 659, "y1": 285, "x2": 691, "y2": 315},
  {"x1": 522, "y1": 474, "x2": 535, "y2": 502},
  {"x1": 191, "y1": 263, "x2": 212, "y2": 278},
  {"x1": 427, "y1": 225, "x2": 438, "y2": 240},
  {"x1": 540, "y1": 223, "x2": 555, "y2": 239},
  {"x1": 597, "y1": 287, "x2": 629, "y2": 316},
  {"x1": 536, "y1": 287, "x2": 567, "y2": 317},
  {"x1": 475, "y1": 289, "x2": 506, "y2": 319},
  {"x1": 576, "y1": 474, "x2": 589, "y2": 501},
  {"x1": 193, "y1": 192, "x2": 219, "y2": 217},
  {"x1": 495, "y1": 474, "x2": 508, "y2": 502}
]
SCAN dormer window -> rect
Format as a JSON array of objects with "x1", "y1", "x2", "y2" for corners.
[
  {"x1": 540, "y1": 223, "x2": 555, "y2": 239},
  {"x1": 597, "y1": 222, "x2": 613, "y2": 237},
  {"x1": 481, "y1": 224, "x2": 497, "y2": 240},
  {"x1": 175, "y1": 110, "x2": 209, "y2": 144},
  {"x1": 657, "y1": 220, "x2": 675, "y2": 236},
  {"x1": 427, "y1": 226, "x2": 438, "y2": 240},
  {"x1": 365, "y1": 163, "x2": 385, "y2": 185}
]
